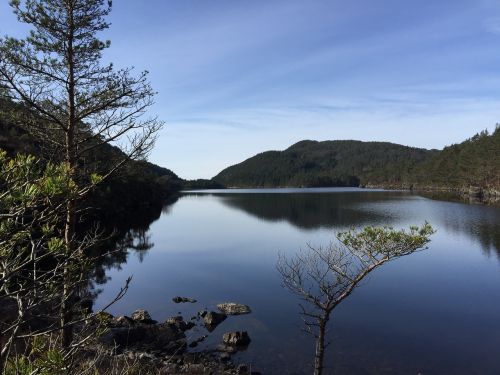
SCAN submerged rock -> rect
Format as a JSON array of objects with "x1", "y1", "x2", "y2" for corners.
[
  {"x1": 165, "y1": 316, "x2": 195, "y2": 332},
  {"x1": 172, "y1": 296, "x2": 197, "y2": 304},
  {"x1": 217, "y1": 302, "x2": 251, "y2": 315},
  {"x1": 222, "y1": 331, "x2": 251, "y2": 347},
  {"x1": 202, "y1": 311, "x2": 227, "y2": 331},
  {"x1": 216, "y1": 344, "x2": 237, "y2": 354},
  {"x1": 187, "y1": 334, "x2": 208, "y2": 348}
]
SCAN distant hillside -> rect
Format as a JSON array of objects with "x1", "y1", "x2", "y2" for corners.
[
  {"x1": 409, "y1": 127, "x2": 500, "y2": 198},
  {"x1": 0, "y1": 96, "x2": 183, "y2": 220},
  {"x1": 213, "y1": 140, "x2": 437, "y2": 188}
]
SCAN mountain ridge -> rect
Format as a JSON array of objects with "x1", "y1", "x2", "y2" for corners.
[
  {"x1": 212, "y1": 130, "x2": 500, "y2": 203},
  {"x1": 213, "y1": 139, "x2": 438, "y2": 188}
]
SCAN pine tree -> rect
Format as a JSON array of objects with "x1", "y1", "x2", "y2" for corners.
[{"x1": 0, "y1": 0, "x2": 162, "y2": 347}]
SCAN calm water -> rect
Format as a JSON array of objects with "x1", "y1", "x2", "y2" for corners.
[{"x1": 94, "y1": 188, "x2": 500, "y2": 374}]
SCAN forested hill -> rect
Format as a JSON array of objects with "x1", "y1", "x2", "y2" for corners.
[
  {"x1": 410, "y1": 128, "x2": 500, "y2": 195},
  {"x1": 0, "y1": 96, "x2": 183, "y2": 220},
  {"x1": 212, "y1": 130, "x2": 500, "y2": 195},
  {"x1": 213, "y1": 140, "x2": 437, "y2": 188}
]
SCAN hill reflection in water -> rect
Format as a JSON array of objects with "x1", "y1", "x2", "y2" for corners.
[{"x1": 188, "y1": 189, "x2": 500, "y2": 256}]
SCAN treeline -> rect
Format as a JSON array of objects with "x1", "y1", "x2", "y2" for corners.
[
  {"x1": 212, "y1": 129, "x2": 500, "y2": 197},
  {"x1": 213, "y1": 140, "x2": 437, "y2": 188}
]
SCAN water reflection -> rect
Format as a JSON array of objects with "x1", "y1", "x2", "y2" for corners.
[
  {"x1": 206, "y1": 191, "x2": 409, "y2": 229},
  {"x1": 92, "y1": 189, "x2": 500, "y2": 374},
  {"x1": 116, "y1": 229, "x2": 154, "y2": 261},
  {"x1": 192, "y1": 191, "x2": 500, "y2": 255},
  {"x1": 431, "y1": 202, "x2": 500, "y2": 258},
  {"x1": 90, "y1": 195, "x2": 179, "y2": 286}
]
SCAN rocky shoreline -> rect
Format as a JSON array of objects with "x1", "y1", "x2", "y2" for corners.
[{"x1": 90, "y1": 300, "x2": 258, "y2": 374}]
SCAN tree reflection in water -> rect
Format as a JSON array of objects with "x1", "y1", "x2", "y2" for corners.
[{"x1": 86, "y1": 195, "x2": 179, "y2": 308}]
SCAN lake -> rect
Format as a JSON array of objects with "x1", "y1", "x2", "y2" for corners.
[{"x1": 94, "y1": 188, "x2": 500, "y2": 374}]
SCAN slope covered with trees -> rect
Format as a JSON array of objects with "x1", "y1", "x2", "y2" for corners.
[
  {"x1": 0, "y1": 96, "x2": 182, "y2": 222},
  {"x1": 213, "y1": 130, "x2": 500, "y2": 201},
  {"x1": 213, "y1": 140, "x2": 437, "y2": 188},
  {"x1": 411, "y1": 128, "x2": 500, "y2": 196}
]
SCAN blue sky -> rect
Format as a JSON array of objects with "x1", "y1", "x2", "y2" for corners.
[{"x1": 1, "y1": 0, "x2": 500, "y2": 179}]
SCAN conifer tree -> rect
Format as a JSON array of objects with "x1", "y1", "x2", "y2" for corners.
[{"x1": 0, "y1": 0, "x2": 162, "y2": 347}]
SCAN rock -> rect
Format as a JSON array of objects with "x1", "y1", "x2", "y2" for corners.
[
  {"x1": 131, "y1": 309, "x2": 157, "y2": 324},
  {"x1": 197, "y1": 334, "x2": 208, "y2": 342},
  {"x1": 219, "y1": 352, "x2": 231, "y2": 362},
  {"x1": 202, "y1": 311, "x2": 227, "y2": 331},
  {"x1": 182, "y1": 363, "x2": 204, "y2": 372},
  {"x1": 165, "y1": 316, "x2": 195, "y2": 332},
  {"x1": 216, "y1": 344, "x2": 237, "y2": 354},
  {"x1": 161, "y1": 363, "x2": 179, "y2": 373},
  {"x1": 182, "y1": 353, "x2": 198, "y2": 365},
  {"x1": 112, "y1": 315, "x2": 135, "y2": 327},
  {"x1": 188, "y1": 334, "x2": 208, "y2": 348},
  {"x1": 165, "y1": 338, "x2": 188, "y2": 354},
  {"x1": 138, "y1": 352, "x2": 155, "y2": 360},
  {"x1": 172, "y1": 296, "x2": 197, "y2": 303},
  {"x1": 198, "y1": 310, "x2": 208, "y2": 318},
  {"x1": 188, "y1": 335, "x2": 208, "y2": 348},
  {"x1": 222, "y1": 331, "x2": 251, "y2": 347},
  {"x1": 217, "y1": 302, "x2": 251, "y2": 315},
  {"x1": 165, "y1": 316, "x2": 183, "y2": 325},
  {"x1": 98, "y1": 323, "x2": 186, "y2": 355}
]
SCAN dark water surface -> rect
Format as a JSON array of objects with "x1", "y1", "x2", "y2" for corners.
[{"x1": 94, "y1": 188, "x2": 500, "y2": 374}]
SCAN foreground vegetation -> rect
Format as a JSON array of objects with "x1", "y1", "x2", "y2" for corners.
[{"x1": 0, "y1": 0, "x2": 166, "y2": 372}]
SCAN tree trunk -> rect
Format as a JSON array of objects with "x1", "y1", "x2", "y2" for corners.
[
  {"x1": 61, "y1": 197, "x2": 76, "y2": 348},
  {"x1": 61, "y1": 0, "x2": 76, "y2": 349},
  {"x1": 314, "y1": 318, "x2": 327, "y2": 375}
]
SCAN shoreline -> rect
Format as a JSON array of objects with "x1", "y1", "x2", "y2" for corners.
[
  {"x1": 88, "y1": 304, "x2": 258, "y2": 375},
  {"x1": 180, "y1": 185, "x2": 500, "y2": 205}
]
